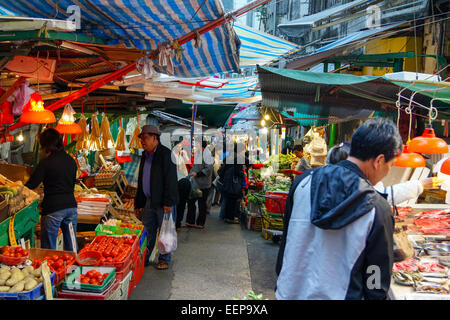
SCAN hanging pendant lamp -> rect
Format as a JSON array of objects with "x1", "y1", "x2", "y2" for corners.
[
  {"x1": 439, "y1": 157, "x2": 450, "y2": 175},
  {"x1": 394, "y1": 145, "x2": 426, "y2": 168},
  {"x1": 408, "y1": 125, "x2": 448, "y2": 154},
  {"x1": 55, "y1": 104, "x2": 82, "y2": 135},
  {"x1": 20, "y1": 92, "x2": 56, "y2": 124}
]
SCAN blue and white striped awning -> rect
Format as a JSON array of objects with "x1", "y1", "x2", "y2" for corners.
[
  {"x1": 203, "y1": 75, "x2": 260, "y2": 103},
  {"x1": 0, "y1": 0, "x2": 240, "y2": 78},
  {"x1": 233, "y1": 24, "x2": 300, "y2": 67}
]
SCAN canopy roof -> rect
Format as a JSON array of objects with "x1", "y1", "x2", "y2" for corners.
[
  {"x1": 257, "y1": 65, "x2": 450, "y2": 122},
  {"x1": 0, "y1": 0, "x2": 241, "y2": 78}
]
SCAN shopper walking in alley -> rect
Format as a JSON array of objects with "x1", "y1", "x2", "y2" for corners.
[
  {"x1": 276, "y1": 118, "x2": 402, "y2": 300},
  {"x1": 218, "y1": 143, "x2": 246, "y2": 224},
  {"x1": 186, "y1": 140, "x2": 214, "y2": 229},
  {"x1": 134, "y1": 125, "x2": 179, "y2": 270},
  {"x1": 173, "y1": 138, "x2": 191, "y2": 229},
  {"x1": 25, "y1": 128, "x2": 78, "y2": 251}
]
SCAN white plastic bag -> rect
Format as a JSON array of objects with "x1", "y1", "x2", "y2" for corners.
[{"x1": 157, "y1": 211, "x2": 177, "y2": 254}]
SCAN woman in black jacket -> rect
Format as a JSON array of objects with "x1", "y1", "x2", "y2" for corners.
[
  {"x1": 218, "y1": 149, "x2": 245, "y2": 224},
  {"x1": 25, "y1": 128, "x2": 78, "y2": 251}
]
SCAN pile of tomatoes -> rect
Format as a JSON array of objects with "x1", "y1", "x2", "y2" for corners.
[
  {"x1": 78, "y1": 270, "x2": 109, "y2": 286},
  {"x1": 81, "y1": 235, "x2": 137, "y2": 264},
  {"x1": 0, "y1": 246, "x2": 29, "y2": 258},
  {"x1": 32, "y1": 253, "x2": 75, "y2": 274}
]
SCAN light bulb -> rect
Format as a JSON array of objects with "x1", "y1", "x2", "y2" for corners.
[
  {"x1": 264, "y1": 114, "x2": 270, "y2": 120},
  {"x1": 17, "y1": 131, "x2": 24, "y2": 142},
  {"x1": 261, "y1": 119, "x2": 266, "y2": 126}
]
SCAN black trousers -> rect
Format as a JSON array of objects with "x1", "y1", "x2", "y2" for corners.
[
  {"x1": 176, "y1": 178, "x2": 191, "y2": 228},
  {"x1": 186, "y1": 188, "x2": 210, "y2": 227},
  {"x1": 223, "y1": 195, "x2": 241, "y2": 220}
]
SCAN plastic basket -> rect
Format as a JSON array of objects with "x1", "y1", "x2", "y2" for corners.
[
  {"x1": 76, "y1": 250, "x2": 103, "y2": 266},
  {"x1": 63, "y1": 266, "x2": 116, "y2": 293},
  {"x1": 57, "y1": 279, "x2": 119, "y2": 300},
  {"x1": 95, "y1": 224, "x2": 142, "y2": 238},
  {"x1": 0, "y1": 272, "x2": 55, "y2": 300},
  {"x1": 0, "y1": 246, "x2": 29, "y2": 266},
  {"x1": 115, "y1": 257, "x2": 133, "y2": 282},
  {"x1": 265, "y1": 192, "x2": 288, "y2": 214}
]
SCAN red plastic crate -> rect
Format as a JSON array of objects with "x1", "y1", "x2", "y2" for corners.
[
  {"x1": 115, "y1": 256, "x2": 133, "y2": 282},
  {"x1": 128, "y1": 248, "x2": 146, "y2": 297},
  {"x1": 265, "y1": 192, "x2": 288, "y2": 214}
]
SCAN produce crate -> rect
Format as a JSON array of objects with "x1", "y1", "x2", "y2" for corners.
[
  {"x1": 265, "y1": 191, "x2": 288, "y2": 214},
  {"x1": 63, "y1": 266, "x2": 116, "y2": 293},
  {"x1": 0, "y1": 200, "x2": 39, "y2": 247},
  {"x1": 139, "y1": 230, "x2": 147, "y2": 256},
  {"x1": 0, "y1": 271, "x2": 55, "y2": 300},
  {"x1": 128, "y1": 248, "x2": 146, "y2": 297},
  {"x1": 108, "y1": 270, "x2": 132, "y2": 300},
  {"x1": 95, "y1": 224, "x2": 142, "y2": 238},
  {"x1": 115, "y1": 256, "x2": 133, "y2": 282},
  {"x1": 246, "y1": 214, "x2": 262, "y2": 232},
  {"x1": 29, "y1": 248, "x2": 77, "y2": 284},
  {"x1": 0, "y1": 163, "x2": 32, "y2": 182},
  {"x1": 57, "y1": 279, "x2": 120, "y2": 300},
  {"x1": 0, "y1": 196, "x2": 9, "y2": 224},
  {"x1": 94, "y1": 226, "x2": 141, "y2": 262},
  {"x1": 86, "y1": 235, "x2": 138, "y2": 272}
]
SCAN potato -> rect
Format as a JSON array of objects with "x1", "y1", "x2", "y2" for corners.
[
  {"x1": 32, "y1": 266, "x2": 42, "y2": 277},
  {"x1": 8, "y1": 280, "x2": 25, "y2": 293},
  {"x1": 0, "y1": 286, "x2": 10, "y2": 292},
  {"x1": 21, "y1": 269, "x2": 30, "y2": 277},
  {"x1": 0, "y1": 271, "x2": 11, "y2": 281},
  {"x1": 0, "y1": 266, "x2": 10, "y2": 273},
  {"x1": 24, "y1": 278, "x2": 38, "y2": 291},
  {"x1": 10, "y1": 267, "x2": 21, "y2": 275},
  {"x1": 5, "y1": 271, "x2": 25, "y2": 286},
  {"x1": 24, "y1": 266, "x2": 34, "y2": 274}
]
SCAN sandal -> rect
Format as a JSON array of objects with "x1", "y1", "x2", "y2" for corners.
[
  {"x1": 185, "y1": 223, "x2": 196, "y2": 228},
  {"x1": 156, "y1": 261, "x2": 169, "y2": 270},
  {"x1": 195, "y1": 225, "x2": 205, "y2": 229}
]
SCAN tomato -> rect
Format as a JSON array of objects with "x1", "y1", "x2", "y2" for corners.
[
  {"x1": 86, "y1": 270, "x2": 95, "y2": 277},
  {"x1": 22, "y1": 250, "x2": 29, "y2": 256},
  {"x1": 81, "y1": 278, "x2": 90, "y2": 284},
  {"x1": 62, "y1": 254, "x2": 71, "y2": 261},
  {"x1": 106, "y1": 257, "x2": 113, "y2": 262},
  {"x1": 55, "y1": 259, "x2": 64, "y2": 268},
  {"x1": 52, "y1": 255, "x2": 59, "y2": 261},
  {"x1": 89, "y1": 278, "x2": 97, "y2": 285}
]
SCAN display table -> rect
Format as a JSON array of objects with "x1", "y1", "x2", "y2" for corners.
[
  {"x1": 389, "y1": 203, "x2": 450, "y2": 300},
  {"x1": 0, "y1": 200, "x2": 39, "y2": 247}
]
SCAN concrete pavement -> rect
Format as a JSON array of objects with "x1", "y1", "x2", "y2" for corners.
[{"x1": 129, "y1": 207, "x2": 279, "y2": 300}]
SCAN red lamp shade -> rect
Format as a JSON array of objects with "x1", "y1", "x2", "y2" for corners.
[
  {"x1": 440, "y1": 158, "x2": 450, "y2": 175},
  {"x1": 20, "y1": 92, "x2": 56, "y2": 124},
  {"x1": 394, "y1": 145, "x2": 426, "y2": 168},
  {"x1": 408, "y1": 127, "x2": 448, "y2": 154},
  {"x1": 55, "y1": 122, "x2": 82, "y2": 134}
]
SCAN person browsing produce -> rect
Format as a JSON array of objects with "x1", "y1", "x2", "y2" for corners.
[
  {"x1": 276, "y1": 118, "x2": 402, "y2": 300},
  {"x1": 293, "y1": 144, "x2": 311, "y2": 172},
  {"x1": 134, "y1": 125, "x2": 178, "y2": 270},
  {"x1": 25, "y1": 128, "x2": 78, "y2": 251}
]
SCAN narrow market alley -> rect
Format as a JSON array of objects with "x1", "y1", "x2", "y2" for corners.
[{"x1": 129, "y1": 207, "x2": 278, "y2": 300}]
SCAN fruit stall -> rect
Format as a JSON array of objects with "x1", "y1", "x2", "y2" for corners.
[{"x1": 389, "y1": 204, "x2": 450, "y2": 299}]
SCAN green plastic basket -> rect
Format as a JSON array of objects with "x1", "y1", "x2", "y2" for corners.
[
  {"x1": 95, "y1": 224, "x2": 142, "y2": 238},
  {"x1": 63, "y1": 266, "x2": 116, "y2": 293}
]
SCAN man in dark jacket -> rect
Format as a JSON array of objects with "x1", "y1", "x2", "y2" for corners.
[
  {"x1": 276, "y1": 118, "x2": 402, "y2": 300},
  {"x1": 134, "y1": 125, "x2": 179, "y2": 269}
]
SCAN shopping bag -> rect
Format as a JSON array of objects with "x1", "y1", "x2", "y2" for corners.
[
  {"x1": 188, "y1": 176, "x2": 203, "y2": 200},
  {"x1": 147, "y1": 229, "x2": 159, "y2": 264},
  {"x1": 157, "y1": 212, "x2": 178, "y2": 254}
]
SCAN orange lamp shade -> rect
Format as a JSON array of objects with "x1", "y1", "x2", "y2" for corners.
[
  {"x1": 20, "y1": 92, "x2": 56, "y2": 124},
  {"x1": 55, "y1": 122, "x2": 82, "y2": 134},
  {"x1": 408, "y1": 127, "x2": 448, "y2": 154},
  {"x1": 440, "y1": 158, "x2": 450, "y2": 175},
  {"x1": 394, "y1": 145, "x2": 426, "y2": 168}
]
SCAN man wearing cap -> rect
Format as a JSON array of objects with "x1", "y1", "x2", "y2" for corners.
[{"x1": 134, "y1": 125, "x2": 179, "y2": 269}]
